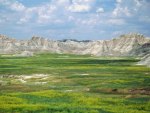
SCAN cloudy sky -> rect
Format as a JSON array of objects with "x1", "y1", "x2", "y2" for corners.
[{"x1": 0, "y1": 0, "x2": 150, "y2": 40}]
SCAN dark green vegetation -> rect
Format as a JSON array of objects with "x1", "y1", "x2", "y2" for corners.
[{"x1": 0, "y1": 53, "x2": 150, "y2": 113}]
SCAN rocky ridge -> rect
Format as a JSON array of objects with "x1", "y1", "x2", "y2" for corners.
[{"x1": 0, "y1": 33, "x2": 150, "y2": 56}]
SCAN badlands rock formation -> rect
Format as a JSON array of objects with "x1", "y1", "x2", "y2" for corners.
[
  {"x1": 130, "y1": 43, "x2": 150, "y2": 67},
  {"x1": 138, "y1": 54, "x2": 150, "y2": 67},
  {"x1": 0, "y1": 33, "x2": 150, "y2": 56},
  {"x1": 15, "y1": 51, "x2": 34, "y2": 57},
  {"x1": 83, "y1": 34, "x2": 149, "y2": 56},
  {"x1": 129, "y1": 43, "x2": 150, "y2": 56}
]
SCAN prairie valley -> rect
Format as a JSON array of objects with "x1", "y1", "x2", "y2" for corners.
[
  {"x1": 0, "y1": 0, "x2": 150, "y2": 112},
  {"x1": 0, "y1": 53, "x2": 150, "y2": 113}
]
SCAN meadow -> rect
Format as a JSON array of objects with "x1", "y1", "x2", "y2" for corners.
[{"x1": 0, "y1": 53, "x2": 150, "y2": 113}]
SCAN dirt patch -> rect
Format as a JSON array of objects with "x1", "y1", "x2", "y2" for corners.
[
  {"x1": 129, "y1": 88, "x2": 150, "y2": 95},
  {"x1": 34, "y1": 82, "x2": 47, "y2": 85},
  {"x1": 20, "y1": 74, "x2": 48, "y2": 80},
  {"x1": 80, "y1": 73, "x2": 89, "y2": 76},
  {"x1": 90, "y1": 88, "x2": 150, "y2": 95}
]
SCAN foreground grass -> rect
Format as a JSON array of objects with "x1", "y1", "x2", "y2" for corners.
[
  {"x1": 0, "y1": 90, "x2": 150, "y2": 113},
  {"x1": 0, "y1": 53, "x2": 150, "y2": 113}
]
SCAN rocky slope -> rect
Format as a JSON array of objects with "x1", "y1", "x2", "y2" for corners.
[
  {"x1": 138, "y1": 54, "x2": 150, "y2": 67},
  {"x1": 0, "y1": 33, "x2": 150, "y2": 57},
  {"x1": 129, "y1": 43, "x2": 150, "y2": 56},
  {"x1": 129, "y1": 42, "x2": 150, "y2": 67}
]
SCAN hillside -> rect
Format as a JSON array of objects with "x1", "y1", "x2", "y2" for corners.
[
  {"x1": 0, "y1": 33, "x2": 150, "y2": 56},
  {"x1": 0, "y1": 33, "x2": 150, "y2": 67}
]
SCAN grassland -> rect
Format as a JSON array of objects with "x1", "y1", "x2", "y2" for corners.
[{"x1": 0, "y1": 53, "x2": 150, "y2": 113}]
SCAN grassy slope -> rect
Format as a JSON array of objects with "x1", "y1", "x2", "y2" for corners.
[{"x1": 0, "y1": 53, "x2": 150, "y2": 113}]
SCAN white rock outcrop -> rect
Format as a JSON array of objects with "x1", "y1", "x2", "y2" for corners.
[
  {"x1": 138, "y1": 54, "x2": 150, "y2": 67},
  {"x1": 0, "y1": 33, "x2": 150, "y2": 57},
  {"x1": 20, "y1": 51, "x2": 34, "y2": 57}
]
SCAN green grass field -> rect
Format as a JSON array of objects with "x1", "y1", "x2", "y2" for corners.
[{"x1": 0, "y1": 53, "x2": 150, "y2": 113}]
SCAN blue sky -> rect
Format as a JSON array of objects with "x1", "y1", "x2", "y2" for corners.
[{"x1": 0, "y1": 0, "x2": 150, "y2": 40}]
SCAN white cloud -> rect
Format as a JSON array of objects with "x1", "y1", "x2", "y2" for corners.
[
  {"x1": 17, "y1": 17, "x2": 28, "y2": 24},
  {"x1": 113, "y1": 0, "x2": 148, "y2": 18},
  {"x1": 79, "y1": 19, "x2": 97, "y2": 25},
  {"x1": 0, "y1": 0, "x2": 10, "y2": 5},
  {"x1": 68, "y1": 16, "x2": 75, "y2": 21},
  {"x1": 74, "y1": 14, "x2": 103, "y2": 26},
  {"x1": 108, "y1": 19, "x2": 125, "y2": 25},
  {"x1": 37, "y1": 5, "x2": 56, "y2": 23},
  {"x1": 67, "y1": 0, "x2": 95, "y2": 12},
  {"x1": 0, "y1": 18, "x2": 5, "y2": 24},
  {"x1": 1, "y1": 0, "x2": 58, "y2": 24},
  {"x1": 0, "y1": 0, "x2": 25, "y2": 11},
  {"x1": 17, "y1": 8, "x2": 35, "y2": 24},
  {"x1": 51, "y1": 0, "x2": 70, "y2": 6},
  {"x1": 0, "y1": 15, "x2": 9, "y2": 23},
  {"x1": 139, "y1": 16, "x2": 150, "y2": 23},
  {"x1": 10, "y1": 1, "x2": 25, "y2": 11},
  {"x1": 116, "y1": 0, "x2": 122, "y2": 3},
  {"x1": 17, "y1": 4, "x2": 57, "y2": 24},
  {"x1": 134, "y1": 0, "x2": 142, "y2": 7},
  {"x1": 68, "y1": 4, "x2": 91, "y2": 12},
  {"x1": 72, "y1": 0, "x2": 94, "y2": 4},
  {"x1": 112, "y1": 31, "x2": 124, "y2": 36},
  {"x1": 56, "y1": 0, "x2": 69, "y2": 4},
  {"x1": 113, "y1": 5, "x2": 131, "y2": 17},
  {"x1": 1, "y1": 0, "x2": 150, "y2": 39},
  {"x1": 96, "y1": 8, "x2": 104, "y2": 13}
]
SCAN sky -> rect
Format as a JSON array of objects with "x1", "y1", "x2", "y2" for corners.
[{"x1": 0, "y1": 0, "x2": 150, "y2": 40}]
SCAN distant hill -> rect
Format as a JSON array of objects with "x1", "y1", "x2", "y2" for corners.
[
  {"x1": 0, "y1": 33, "x2": 150, "y2": 55},
  {"x1": 0, "y1": 33, "x2": 150, "y2": 66},
  {"x1": 0, "y1": 33, "x2": 149, "y2": 55}
]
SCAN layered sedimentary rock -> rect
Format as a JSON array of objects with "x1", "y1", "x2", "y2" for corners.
[
  {"x1": 0, "y1": 33, "x2": 150, "y2": 57},
  {"x1": 129, "y1": 42, "x2": 150, "y2": 67},
  {"x1": 138, "y1": 54, "x2": 150, "y2": 67},
  {"x1": 129, "y1": 43, "x2": 150, "y2": 56}
]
